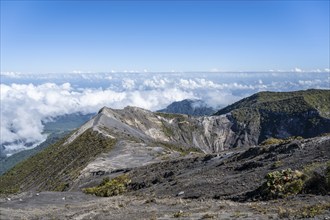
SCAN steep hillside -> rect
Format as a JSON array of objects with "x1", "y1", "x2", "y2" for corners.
[
  {"x1": 0, "y1": 113, "x2": 94, "y2": 175},
  {"x1": 157, "y1": 99, "x2": 215, "y2": 116},
  {"x1": 215, "y1": 89, "x2": 330, "y2": 118},
  {"x1": 0, "y1": 132, "x2": 68, "y2": 175},
  {"x1": 0, "y1": 129, "x2": 116, "y2": 193},
  {"x1": 215, "y1": 89, "x2": 330, "y2": 142}
]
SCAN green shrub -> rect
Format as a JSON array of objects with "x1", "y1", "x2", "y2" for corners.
[
  {"x1": 83, "y1": 174, "x2": 131, "y2": 197},
  {"x1": 261, "y1": 136, "x2": 303, "y2": 146},
  {"x1": 173, "y1": 210, "x2": 189, "y2": 218},
  {"x1": 262, "y1": 168, "x2": 305, "y2": 199}
]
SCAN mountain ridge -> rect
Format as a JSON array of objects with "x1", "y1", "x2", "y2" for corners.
[
  {"x1": 1, "y1": 89, "x2": 329, "y2": 194},
  {"x1": 215, "y1": 89, "x2": 330, "y2": 142}
]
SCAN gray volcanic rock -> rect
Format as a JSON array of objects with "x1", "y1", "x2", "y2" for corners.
[
  {"x1": 127, "y1": 135, "x2": 330, "y2": 200},
  {"x1": 67, "y1": 106, "x2": 243, "y2": 154},
  {"x1": 35, "y1": 106, "x2": 250, "y2": 190}
]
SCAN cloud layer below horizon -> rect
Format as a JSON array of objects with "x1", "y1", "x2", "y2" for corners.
[{"x1": 1, "y1": 72, "x2": 329, "y2": 155}]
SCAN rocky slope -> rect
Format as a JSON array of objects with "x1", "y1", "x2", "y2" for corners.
[
  {"x1": 126, "y1": 135, "x2": 330, "y2": 200},
  {"x1": 157, "y1": 99, "x2": 216, "y2": 116},
  {"x1": 1, "y1": 106, "x2": 225, "y2": 193},
  {"x1": 1, "y1": 135, "x2": 329, "y2": 220}
]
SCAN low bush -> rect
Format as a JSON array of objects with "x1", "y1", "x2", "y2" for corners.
[
  {"x1": 261, "y1": 136, "x2": 303, "y2": 146},
  {"x1": 262, "y1": 168, "x2": 305, "y2": 199},
  {"x1": 83, "y1": 174, "x2": 131, "y2": 197},
  {"x1": 260, "y1": 138, "x2": 285, "y2": 146},
  {"x1": 261, "y1": 161, "x2": 330, "y2": 199}
]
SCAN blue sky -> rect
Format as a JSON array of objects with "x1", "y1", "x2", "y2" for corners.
[{"x1": 1, "y1": 1, "x2": 329, "y2": 73}]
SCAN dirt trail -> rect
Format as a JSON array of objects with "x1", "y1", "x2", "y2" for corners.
[{"x1": 1, "y1": 192, "x2": 329, "y2": 220}]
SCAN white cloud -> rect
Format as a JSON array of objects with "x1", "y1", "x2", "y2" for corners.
[
  {"x1": 312, "y1": 69, "x2": 322, "y2": 73},
  {"x1": 1, "y1": 71, "x2": 329, "y2": 156},
  {"x1": 292, "y1": 67, "x2": 303, "y2": 73},
  {"x1": 0, "y1": 82, "x2": 196, "y2": 155},
  {"x1": 105, "y1": 76, "x2": 113, "y2": 80},
  {"x1": 209, "y1": 68, "x2": 219, "y2": 72},
  {"x1": 72, "y1": 70, "x2": 83, "y2": 74},
  {"x1": 143, "y1": 77, "x2": 169, "y2": 89},
  {"x1": 298, "y1": 79, "x2": 323, "y2": 87},
  {"x1": 122, "y1": 78, "x2": 135, "y2": 90},
  {"x1": 0, "y1": 71, "x2": 22, "y2": 78}
]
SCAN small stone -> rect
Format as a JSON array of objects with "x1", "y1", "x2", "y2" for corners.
[
  {"x1": 19, "y1": 199, "x2": 23, "y2": 202},
  {"x1": 177, "y1": 191, "x2": 184, "y2": 196},
  {"x1": 36, "y1": 193, "x2": 40, "y2": 196},
  {"x1": 6, "y1": 198, "x2": 11, "y2": 201},
  {"x1": 62, "y1": 197, "x2": 66, "y2": 200}
]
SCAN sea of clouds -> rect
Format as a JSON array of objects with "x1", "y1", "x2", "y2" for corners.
[{"x1": 1, "y1": 71, "x2": 329, "y2": 156}]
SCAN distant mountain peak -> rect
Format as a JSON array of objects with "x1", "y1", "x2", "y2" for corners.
[{"x1": 157, "y1": 99, "x2": 216, "y2": 116}]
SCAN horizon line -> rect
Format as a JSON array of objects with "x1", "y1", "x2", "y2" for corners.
[{"x1": 2, "y1": 69, "x2": 330, "y2": 75}]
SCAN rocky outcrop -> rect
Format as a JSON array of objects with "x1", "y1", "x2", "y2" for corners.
[{"x1": 66, "y1": 106, "x2": 253, "y2": 154}]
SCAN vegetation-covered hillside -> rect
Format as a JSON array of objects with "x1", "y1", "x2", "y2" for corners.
[
  {"x1": 214, "y1": 89, "x2": 330, "y2": 142},
  {"x1": 215, "y1": 89, "x2": 330, "y2": 118},
  {"x1": 0, "y1": 129, "x2": 116, "y2": 194},
  {"x1": 0, "y1": 132, "x2": 68, "y2": 175},
  {"x1": 0, "y1": 113, "x2": 94, "y2": 175}
]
